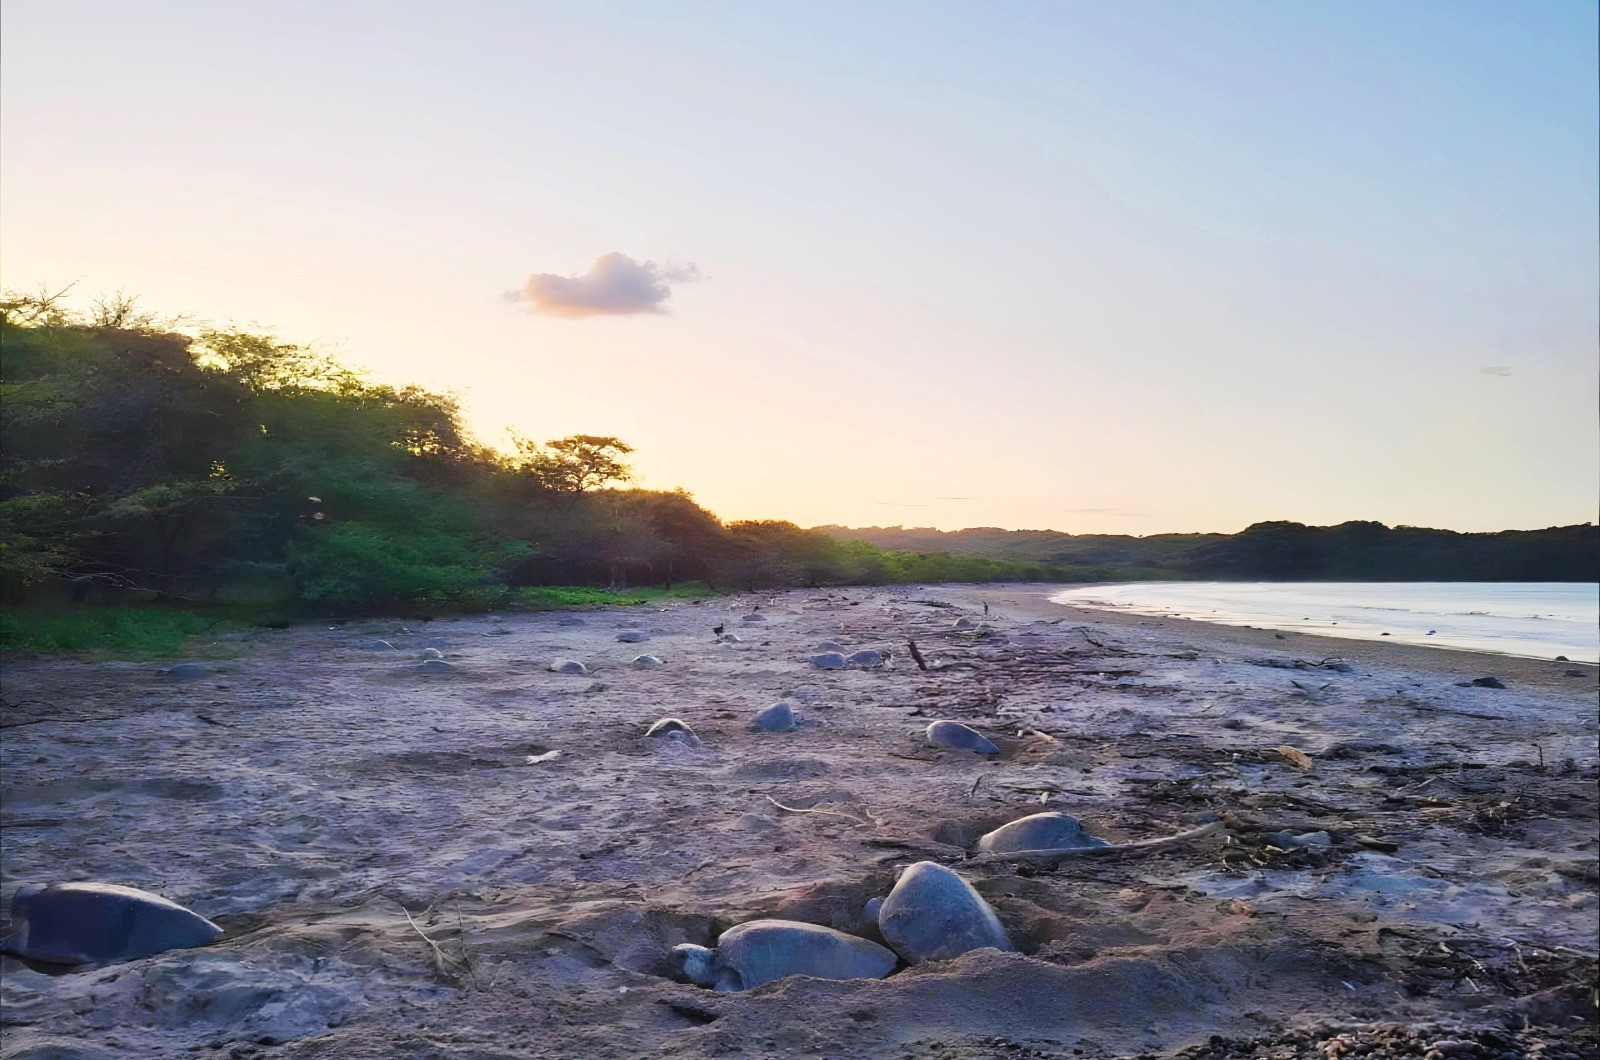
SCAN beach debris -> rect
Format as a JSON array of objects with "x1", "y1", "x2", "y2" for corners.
[
  {"x1": 809, "y1": 651, "x2": 847, "y2": 669},
  {"x1": 875, "y1": 861, "x2": 1012, "y2": 965},
  {"x1": 525, "y1": 750, "x2": 562, "y2": 764},
  {"x1": 631, "y1": 655, "x2": 665, "y2": 669},
  {"x1": 975, "y1": 812, "x2": 1109, "y2": 854},
  {"x1": 549, "y1": 659, "x2": 589, "y2": 675},
  {"x1": 670, "y1": 919, "x2": 895, "y2": 991},
  {"x1": 925, "y1": 721, "x2": 1000, "y2": 755},
  {"x1": 718, "y1": 633, "x2": 745, "y2": 644},
  {"x1": 1354, "y1": 835, "x2": 1400, "y2": 853},
  {"x1": 1252, "y1": 657, "x2": 1353, "y2": 673},
  {"x1": 4, "y1": 882, "x2": 222, "y2": 965},
  {"x1": 845, "y1": 649, "x2": 888, "y2": 668},
  {"x1": 953, "y1": 617, "x2": 978, "y2": 630},
  {"x1": 752, "y1": 702, "x2": 796, "y2": 732},
  {"x1": 1268, "y1": 829, "x2": 1332, "y2": 850},
  {"x1": 420, "y1": 647, "x2": 445, "y2": 661},
  {"x1": 1468, "y1": 676, "x2": 1506, "y2": 689},
  {"x1": 764, "y1": 795, "x2": 872, "y2": 825},
  {"x1": 161, "y1": 663, "x2": 212, "y2": 682},
  {"x1": 400, "y1": 903, "x2": 479, "y2": 984},
  {"x1": 645, "y1": 717, "x2": 699, "y2": 744},
  {"x1": 617, "y1": 630, "x2": 651, "y2": 643},
  {"x1": 1273, "y1": 745, "x2": 1315, "y2": 771},
  {"x1": 364, "y1": 639, "x2": 399, "y2": 651}
]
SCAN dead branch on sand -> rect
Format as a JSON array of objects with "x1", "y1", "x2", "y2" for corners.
[
  {"x1": 961, "y1": 820, "x2": 1227, "y2": 868},
  {"x1": 765, "y1": 794, "x2": 878, "y2": 827},
  {"x1": 400, "y1": 903, "x2": 479, "y2": 984}
]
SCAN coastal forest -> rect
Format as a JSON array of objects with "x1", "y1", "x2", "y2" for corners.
[
  {"x1": 0, "y1": 294, "x2": 1064, "y2": 632},
  {"x1": 2, "y1": 292, "x2": 1593, "y2": 650}
]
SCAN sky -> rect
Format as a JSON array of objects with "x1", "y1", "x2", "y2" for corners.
[{"x1": 3, "y1": 1, "x2": 1596, "y2": 534}]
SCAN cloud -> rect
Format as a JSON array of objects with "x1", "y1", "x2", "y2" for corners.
[
  {"x1": 509, "y1": 253, "x2": 701, "y2": 318},
  {"x1": 1479, "y1": 366, "x2": 1512, "y2": 377}
]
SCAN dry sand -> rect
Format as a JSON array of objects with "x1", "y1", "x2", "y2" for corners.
[{"x1": 2, "y1": 584, "x2": 1596, "y2": 1058}]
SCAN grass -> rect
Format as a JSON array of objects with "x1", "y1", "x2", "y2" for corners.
[
  {"x1": 0, "y1": 583, "x2": 722, "y2": 656},
  {"x1": 510, "y1": 583, "x2": 717, "y2": 610},
  {"x1": 0, "y1": 606, "x2": 235, "y2": 656}
]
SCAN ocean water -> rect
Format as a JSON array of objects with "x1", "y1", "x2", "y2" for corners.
[{"x1": 1050, "y1": 582, "x2": 1599, "y2": 663}]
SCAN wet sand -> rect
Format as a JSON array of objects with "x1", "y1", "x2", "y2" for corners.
[{"x1": 2, "y1": 585, "x2": 1596, "y2": 1058}]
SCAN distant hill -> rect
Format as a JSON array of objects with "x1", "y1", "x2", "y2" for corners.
[{"x1": 813, "y1": 521, "x2": 1600, "y2": 582}]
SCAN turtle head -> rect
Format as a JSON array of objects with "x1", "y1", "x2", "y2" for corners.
[{"x1": 668, "y1": 943, "x2": 719, "y2": 987}]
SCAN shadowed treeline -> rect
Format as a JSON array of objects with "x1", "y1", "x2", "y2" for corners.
[
  {"x1": 0, "y1": 293, "x2": 1068, "y2": 633},
  {"x1": 816, "y1": 521, "x2": 1599, "y2": 582}
]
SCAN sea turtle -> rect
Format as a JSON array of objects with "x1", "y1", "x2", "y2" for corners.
[
  {"x1": 631, "y1": 655, "x2": 665, "y2": 669},
  {"x1": 925, "y1": 721, "x2": 1000, "y2": 754},
  {"x1": 809, "y1": 652, "x2": 847, "y2": 670},
  {"x1": 548, "y1": 659, "x2": 589, "y2": 675},
  {"x1": 875, "y1": 861, "x2": 1012, "y2": 965},
  {"x1": 815, "y1": 640, "x2": 845, "y2": 653},
  {"x1": 845, "y1": 649, "x2": 888, "y2": 668},
  {"x1": 740, "y1": 613, "x2": 767, "y2": 624},
  {"x1": 670, "y1": 919, "x2": 896, "y2": 991},
  {"x1": 975, "y1": 812, "x2": 1109, "y2": 853},
  {"x1": 645, "y1": 718, "x2": 698, "y2": 744},
  {"x1": 420, "y1": 647, "x2": 445, "y2": 661},
  {"x1": 617, "y1": 630, "x2": 651, "y2": 643},
  {"x1": 752, "y1": 702, "x2": 796, "y2": 732},
  {"x1": 4, "y1": 882, "x2": 223, "y2": 965}
]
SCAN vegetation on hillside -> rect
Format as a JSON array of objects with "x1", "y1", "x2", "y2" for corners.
[
  {"x1": 0, "y1": 291, "x2": 1068, "y2": 630},
  {"x1": 816, "y1": 521, "x2": 1599, "y2": 582}
]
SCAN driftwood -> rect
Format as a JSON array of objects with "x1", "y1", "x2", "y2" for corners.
[
  {"x1": 1273, "y1": 745, "x2": 1315, "y2": 771},
  {"x1": 907, "y1": 638, "x2": 930, "y2": 671},
  {"x1": 961, "y1": 820, "x2": 1226, "y2": 868},
  {"x1": 765, "y1": 795, "x2": 876, "y2": 827}
]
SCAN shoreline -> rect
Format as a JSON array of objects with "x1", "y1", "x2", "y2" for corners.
[{"x1": 965, "y1": 584, "x2": 1599, "y2": 691}]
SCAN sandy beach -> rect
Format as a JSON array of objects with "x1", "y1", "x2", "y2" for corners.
[{"x1": 2, "y1": 585, "x2": 1596, "y2": 1058}]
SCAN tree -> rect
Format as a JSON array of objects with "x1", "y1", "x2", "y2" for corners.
[{"x1": 511, "y1": 434, "x2": 634, "y2": 492}]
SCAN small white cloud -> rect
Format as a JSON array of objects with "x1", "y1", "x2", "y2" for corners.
[
  {"x1": 508, "y1": 253, "x2": 701, "y2": 318},
  {"x1": 1479, "y1": 366, "x2": 1512, "y2": 376}
]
